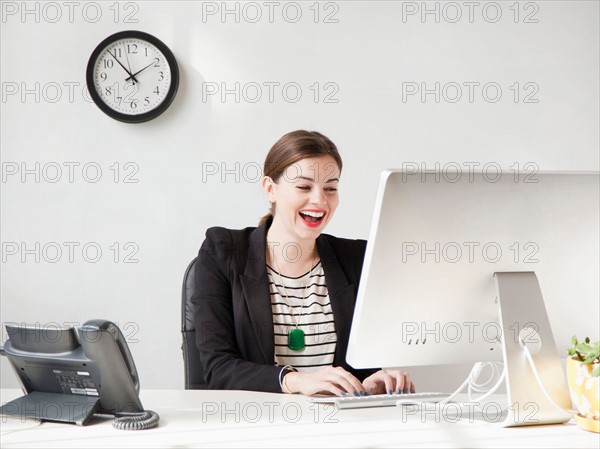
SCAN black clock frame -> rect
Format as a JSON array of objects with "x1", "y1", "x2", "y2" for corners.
[{"x1": 86, "y1": 30, "x2": 179, "y2": 124}]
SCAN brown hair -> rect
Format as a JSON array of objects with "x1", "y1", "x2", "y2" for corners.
[{"x1": 259, "y1": 130, "x2": 342, "y2": 226}]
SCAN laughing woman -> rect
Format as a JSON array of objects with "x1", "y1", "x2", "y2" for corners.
[{"x1": 192, "y1": 130, "x2": 415, "y2": 396}]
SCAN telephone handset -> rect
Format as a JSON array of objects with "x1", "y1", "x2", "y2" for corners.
[
  {"x1": 0, "y1": 319, "x2": 159, "y2": 429},
  {"x1": 78, "y1": 320, "x2": 140, "y2": 393}
]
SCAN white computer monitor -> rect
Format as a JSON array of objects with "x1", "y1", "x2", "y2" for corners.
[{"x1": 347, "y1": 169, "x2": 599, "y2": 370}]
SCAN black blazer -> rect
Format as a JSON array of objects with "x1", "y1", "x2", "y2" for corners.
[{"x1": 192, "y1": 216, "x2": 377, "y2": 392}]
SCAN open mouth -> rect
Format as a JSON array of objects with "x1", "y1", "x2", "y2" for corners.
[{"x1": 299, "y1": 211, "x2": 325, "y2": 226}]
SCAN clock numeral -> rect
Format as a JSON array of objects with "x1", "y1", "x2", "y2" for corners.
[
  {"x1": 105, "y1": 86, "x2": 112, "y2": 96},
  {"x1": 158, "y1": 71, "x2": 164, "y2": 81},
  {"x1": 153, "y1": 86, "x2": 160, "y2": 95},
  {"x1": 127, "y1": 43, "x2": 138, "y2": 54},
  {"x1": 144, "y1": 47, "x2": 149, "y2": 57},
  {"x1": 130, "y1": 100, "x2": 138, "y2": 109},
  {"x1": 103, "y1": 59, "x2": 114, "y2": 69},
  {"x1": 114, "y1": 48, "x2": 122, "y2": 58},
  {"x1": 116, "y1": 96, "x2": 123, "y2": 105},
  {"x1": 100, "y1": 72, "x2": 108, "y2": 81},
  {"x1": 153, "y1": 58, "x2": 160, "y2": 68},
  {"x1": 144, "y1": 97, "x2": 150, "y2": 106}
]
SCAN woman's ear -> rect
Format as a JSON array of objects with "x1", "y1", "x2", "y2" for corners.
[{"x1": 262, "y1": 176, "x2": 276, "y2": 203}]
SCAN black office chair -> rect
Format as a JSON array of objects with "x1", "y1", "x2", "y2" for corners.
[{"x1": 181, "y1": 257, "x2": 208, "y2": 389}]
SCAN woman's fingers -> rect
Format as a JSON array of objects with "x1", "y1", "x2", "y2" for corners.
[
  {"x1": 392, "y1": 371, "x2": 407, "y2": 393},
  {"x1": 289, "y1": 367, "x2": 414, "y2": 397},
  {"x1": 293, "y1": 367, "x2": 366, "y2": 396},
  {"x1": 362, "y1": 369, "x2": 416, "y2": 395},
  {"x1": 329, "y1": 367, "x2": 365, "y2": 395},
  {"x1": 379, "y1": 370, "x2": 396, "y2": 394}
]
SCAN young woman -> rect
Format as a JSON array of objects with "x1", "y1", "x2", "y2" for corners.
[{"x1": 193, "y1": 130, "x2": 415, "y2": 396}]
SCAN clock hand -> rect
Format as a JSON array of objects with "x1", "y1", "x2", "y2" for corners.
[
  {"x1": 107, "y1": 49, "x2": 138, "y2": 84},
  {"x1": 125, "y1": 60, "x2": 156, "y2": 82},
  {"x1": 122, "y1": 44, "x2": 139, "y2": 85}
]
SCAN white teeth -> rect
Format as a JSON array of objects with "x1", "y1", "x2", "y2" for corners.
[{"x1": 300, "y1": 211, "x2": 324, "y2": 218}]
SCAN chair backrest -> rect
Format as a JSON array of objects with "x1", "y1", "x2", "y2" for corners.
[{"x1": 181, "y1": 257, "x2": 208, "y2": 389}]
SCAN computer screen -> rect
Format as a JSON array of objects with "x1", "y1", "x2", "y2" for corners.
[{"x1": 347, "y1": 170, "x2": 599, "y2": 369}]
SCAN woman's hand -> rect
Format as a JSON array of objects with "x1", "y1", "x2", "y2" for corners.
[
  {"x1": 362, "y1": 369, "x2": 416, "y2": 395},
  {"x1": 284, "y1": 366, "x2": 367, "y2": 396}
]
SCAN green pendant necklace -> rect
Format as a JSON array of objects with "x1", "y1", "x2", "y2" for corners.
[{"x1": 272, "y1": 252, "x2": 316, "y2": 351}]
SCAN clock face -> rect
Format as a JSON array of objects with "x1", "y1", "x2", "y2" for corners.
[{"x1": 86, "y1": 31, "x2": 179, "y2": 123}]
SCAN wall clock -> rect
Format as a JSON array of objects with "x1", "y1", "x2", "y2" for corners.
[{"x1": 86, "y1": 30, "x2": 179, "y2": 123}]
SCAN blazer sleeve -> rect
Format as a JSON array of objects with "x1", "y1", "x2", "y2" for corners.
[
  {"x1": 348, "y1": 238, "x2": 379, "y2": 380},
  {"x1": 191, "y1": 227, "x2": 283, "y2": 392}
]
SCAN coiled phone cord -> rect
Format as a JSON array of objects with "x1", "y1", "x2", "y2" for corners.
[{"x1": 112, "y1": 410, "x2": 160, "y2": 430}]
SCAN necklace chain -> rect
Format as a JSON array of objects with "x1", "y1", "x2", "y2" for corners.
[{"x1": 271, "y1": 251, "x2": 317, "y2": 329}]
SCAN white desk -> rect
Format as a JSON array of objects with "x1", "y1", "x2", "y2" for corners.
[{"x1": 1, "y1": 389, "x2": 598, "y2": 448}]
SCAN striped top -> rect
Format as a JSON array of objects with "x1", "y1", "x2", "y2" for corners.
[{"x1": 267, "y1": 260, "x2": 337, "y2": 371}]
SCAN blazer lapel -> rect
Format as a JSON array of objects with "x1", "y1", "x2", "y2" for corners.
[
  {"x1": 239, "y1": 218, "x2": 275, "y2": 365},
  {"x1": 317, "y1": 235, "x2": 355, "y2": 367},
  {"x1": 238, "y1": 220, "x2": 356, "y2": 368}
]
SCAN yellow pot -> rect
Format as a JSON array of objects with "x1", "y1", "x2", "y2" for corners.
[{"x1": 566, "y1": 357, "x2": 599, "y2": 433}]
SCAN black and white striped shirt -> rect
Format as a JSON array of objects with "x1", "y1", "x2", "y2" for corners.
[{"x1": 267, "y1": 260, "x2": 337, "y2": 371}]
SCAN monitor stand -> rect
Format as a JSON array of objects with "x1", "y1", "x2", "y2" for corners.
[
  {"x1": 0, "y1": 391, "x2": 100, "y2": 426},
  {"x1": 494, "y1": 271, "x2": 573, "y2": 426}
]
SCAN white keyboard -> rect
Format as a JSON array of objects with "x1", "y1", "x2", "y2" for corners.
[{"x1": 310, "y1": 392, "x2": 450, "y2": 409}]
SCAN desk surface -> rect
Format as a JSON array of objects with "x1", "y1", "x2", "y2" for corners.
[{"x1": 1, "y1": 389, "x2": 598, "y2": 448}]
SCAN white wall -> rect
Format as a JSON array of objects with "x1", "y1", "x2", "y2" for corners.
[{"x1": 1, "y1": 1, "x2": 598, "y2": 391}]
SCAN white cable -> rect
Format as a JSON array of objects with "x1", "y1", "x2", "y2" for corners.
[
  {"x1": 437, "y1": 366, "x2": 473, "y2": 404},
  {"x1": 400, "y1": 341, "x2": 578, "y2": 423},
  {"x1": 436, "y1": 361, "x2": 506, "y2": 407},
  {"x1": 521, "y1": 344, "x2": 577, "y2": 417},
  {"x1": 438, "y1": 337, "x2": 507, "y2": 407},
  {"x1": 466, "y1": 362, "x2": 506, "y2": 404},
  {"x1": 435, "y1": 344, "x2": 576, "y2": 419},
  {"x1": 399, "y1": 361, "x2": 507, "y2": 421}
]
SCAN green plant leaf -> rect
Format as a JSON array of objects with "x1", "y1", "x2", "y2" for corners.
[
  {"x1": 593, "y1": 365, "x2": 600, "y2": 377},
  {"x1": 575, "y1": 343, "x2": 593, "y2": 353},
  {"x1": 568, "y1": 337, "x2": 600, "y2": 363}
]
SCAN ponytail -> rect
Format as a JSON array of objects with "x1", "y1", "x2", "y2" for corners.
[{"x1": 258, "y1": 212, "x2": 272, "y2": 226}]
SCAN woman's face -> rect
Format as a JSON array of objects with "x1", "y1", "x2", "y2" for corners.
[{"x1": 264, "y1": 155, "x2": 340, "y2": 241}]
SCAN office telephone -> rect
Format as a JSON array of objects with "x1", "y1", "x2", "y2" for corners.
[{"x1": 0, "y1": 319, "x2": 159, "y2": 429}]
